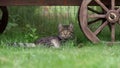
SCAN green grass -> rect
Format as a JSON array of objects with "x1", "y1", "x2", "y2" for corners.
[
  {"x1": 0, "y1": 42, "x2": 120, "y2": 68},
  {"x1": 1, "y1": 32, "x2": 120, "y2": 68},
  {"x1": 1, "y1": 6, "x2": 120, "y2": 68}
]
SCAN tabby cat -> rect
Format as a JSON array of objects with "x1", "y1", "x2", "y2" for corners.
[{"x1": 11, "y1": 23, "x2": 73, "y2": 48}]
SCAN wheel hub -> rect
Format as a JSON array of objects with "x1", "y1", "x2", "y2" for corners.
[{"x1": 106, "y1": 10, "x2": 119, "y2": 24}]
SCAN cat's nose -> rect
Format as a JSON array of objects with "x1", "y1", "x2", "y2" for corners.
[{"x1": 64, "y1": 30, "x2": 68, "y2": 34}]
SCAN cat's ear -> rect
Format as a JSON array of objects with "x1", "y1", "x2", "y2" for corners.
[
  {"x1": 58, "y1": 23, "x2": 63, "y2": 31},
  {"x1": 69, "y1": 23, "x2": 73, "y2": 31}
]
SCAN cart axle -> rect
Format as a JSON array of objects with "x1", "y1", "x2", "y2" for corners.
[{"x1": 106, "y1": 10, "x2": 119, "y2": 23}]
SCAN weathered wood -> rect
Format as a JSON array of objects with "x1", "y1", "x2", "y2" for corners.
[
  {"x1": 0, "y1": 0, "x2": 82, "y2": 6},
  {"x1": 0, "y1": 0, "x2": 120, "y2": 6},
  {"x1": 79, "y1": 0, "x2": 120, "y2": 43}
]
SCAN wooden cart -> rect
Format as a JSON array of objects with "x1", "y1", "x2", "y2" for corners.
[{"x1": 0, "y1": 0, "x2": 120, "y2": 43}]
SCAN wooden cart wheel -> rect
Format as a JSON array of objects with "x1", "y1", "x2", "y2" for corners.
[
  {"x1": 79, "y1": 0, "x2": 120, "y2": 43},
  {"x1": 0, "y1": 6, "x2": 8, "y2": 33}
]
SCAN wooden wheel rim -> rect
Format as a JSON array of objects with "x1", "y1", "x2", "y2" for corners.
[
  {"x1": 0, "y1": 6, "x2": 8, "y2": 33},
  {"x1": 79, "y1": 0, "x2": 100, "y2": 43},
  {"x1": 79, "y1": 0, "x2": 120, "y2": 43}
]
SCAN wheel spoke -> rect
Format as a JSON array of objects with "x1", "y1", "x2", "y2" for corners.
[
  {"x1": 88, "y1": 18, "x2": 102, "y2": 25},
  {"x1": 95, "y1": 0, "x2": 109, "y2": 12},
  {"x1": 94, "y1": 21, "x2": 108, "y2": 35},
  {"x1": 111, "y1": 0, "x2": 115, "y2": 10},
  {"x1": 117, "y1": 8, "x2": 120, "y2": 25},
  {"x1": 117, "y1": 8, "x2": 120, "y2": 12},
  {"x1": 88, "y1": 7, "x2": 102, "y2": 14},
  {"x1": 88, "y1": 14, "x2": 106, "y2": 18},
  {"x1": 111, "y1": 24, "x2": 115, "y2": 42}
]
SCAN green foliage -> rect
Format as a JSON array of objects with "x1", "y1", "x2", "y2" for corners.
[
  {"x1": 24, "y1": 24, "x2": 38, "y2": 42},
  {"x1": 5, "y1": 6, "x2": 83, "y2": 42}
]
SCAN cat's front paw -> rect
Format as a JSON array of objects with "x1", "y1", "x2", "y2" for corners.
[{"x1": 51, "y1": 39, "x2": 60, "y2": 48}]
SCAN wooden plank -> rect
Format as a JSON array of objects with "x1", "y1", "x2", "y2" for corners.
[
  {"x1": 0, "y1": 0, "x2": 120, "y2": 6},
  {"x1": 0, "y1": 0, "x2": 82, "y2": 6}
]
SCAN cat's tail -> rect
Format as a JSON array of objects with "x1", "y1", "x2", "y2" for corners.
[{"x1": 9, "y1": 43, "x2": 36, "y2": 47}]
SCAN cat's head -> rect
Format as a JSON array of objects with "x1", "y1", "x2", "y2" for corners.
[{"x1": 58, "y1": 23, "x2": 73, "y2": 40}]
